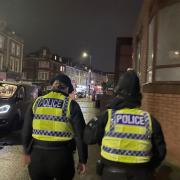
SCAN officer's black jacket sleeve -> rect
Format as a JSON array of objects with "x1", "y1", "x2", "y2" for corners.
[
  {"x1": 22, "y1": 103, "x2": 34, "y2": 155},
  {"x1": 84, "y1": 111, "x2": 108, "y2": 145},
  {"x1": 149, "y1": 116, "x2": 166, "y2": 170},
  {"x1": 70, "y1": 100, "x2": 88, "y2": 164}
]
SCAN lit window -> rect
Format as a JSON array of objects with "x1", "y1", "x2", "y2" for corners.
[{"x1": 60, "y1": 65, "x2": 65, "y2": 72}]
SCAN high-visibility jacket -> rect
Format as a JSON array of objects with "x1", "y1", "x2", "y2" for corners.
[
  {"x1": 101, "y1": 108, "x2": 152, "y2": 163},
  {"x1": 32, "y1": 91, "x2": 73, "y2": 141}
]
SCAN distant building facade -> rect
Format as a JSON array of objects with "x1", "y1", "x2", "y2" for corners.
[
  {"x1": 0, "y1": 20, "x2": 24, "y2": 81},
  {"x1": 23, "y1": 47, "x2": 107, "y2": 92},
  {"x1": 114, "y1": 37, "x2": 132, "y2": 84},
  {"x1": 91, "y1": 70, "x2": 107, "y2": 85},
  {"x1": 133, "y1": 0, "x2": 180, "y2": 166},
  {"x1": 65, "y1": 65, "x2": 88, "y2": 88},
  {"x1": 106, "y1": 72, "x2": 115, "y2": 84},
  {"x1": 65, "y1": 65, "x2": 107, "y2": 90}
]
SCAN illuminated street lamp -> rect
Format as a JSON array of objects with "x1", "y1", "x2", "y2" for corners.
[
  {"x1": 82, "y1": 52, "x2": 88, "y2": 58},
  {"x1": 82, "y1": 52, "x2": 92, "y2": 68},
  {"x1": 82, "y1": 51, "x2": 92, "y2": 96}
]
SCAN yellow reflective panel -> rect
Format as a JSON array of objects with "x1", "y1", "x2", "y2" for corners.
[
  {"x1": 115, "y1": 124, "x2": 146, "y2": 134},
  {"x1": 102, "y1": 138, "x2": 150, "y2": 151}
]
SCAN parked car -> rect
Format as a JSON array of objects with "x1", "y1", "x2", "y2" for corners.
[
  {"x1": 76, "y1": 91, "x2": 86, "y2": 98},
  {"x1": 0, "y1": 81, "x2": 38, "y2": 133}
]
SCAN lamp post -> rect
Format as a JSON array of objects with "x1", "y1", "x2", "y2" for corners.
[{"x1": 82, "y1": 52, "x2": 92, "y2": 97}]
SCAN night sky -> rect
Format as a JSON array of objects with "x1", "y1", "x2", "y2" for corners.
[{"x1": 0, "y1": 0, "x2": 142, "y2": 72}]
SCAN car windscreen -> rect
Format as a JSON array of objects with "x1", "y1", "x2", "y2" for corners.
[{"x1": 0, "y1": 83, "x2": 17, "y2": 98}]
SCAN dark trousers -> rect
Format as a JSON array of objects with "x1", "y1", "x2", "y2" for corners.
[{"x1": 28, "y1": 147, "x2": 75, "y2": 180}]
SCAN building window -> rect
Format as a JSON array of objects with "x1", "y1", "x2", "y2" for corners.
[
  {"x1": 147, "y1": 17, "x2": 155, "y2": 83},
  {"x1": 16, "y1": 45, "x2": 21, "y2": 57},
  {"x1": 14, "y1": 59, "x2": 19, "y2": 72},
  {"x1": 38, "y1": 71, "x2": 49, "y2": 80},
  {"x1": 59, "y1": 57, "x2": 63, "y2": 62},
  {"x1": 11, "y1": 42, "x2": 16, "y2": 55},
  {"x1": 0, "y1": 54, "x2": 3, "y2": 70},
  {"x1": 43, "y1": 49, "x2": 47, "y2": 56},
  {"x1": 155, "y1": 3, "x2": 180, "y2": 81},
  {"x1": 60, "y1": 65, "x2": 65, "y2": 72},
  {"x1": 0, "y1": 35, "x2": 4, "y2": 49},
  {"x1": 39, "y1": 61, "x2": 49, "y2": 68},
  {"x1": 9, "y1": 57, "x2": 14, "y2": 71},
  {"x1": 22, "y1": 72, "x2": 27, "y2": 79},
  {"x1": 135, "y1": 38, "x2": 142, "y2": 77}
]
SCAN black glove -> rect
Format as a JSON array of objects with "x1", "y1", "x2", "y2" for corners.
[{"x1": 84, "y1": 118, "x2": 99, "y2": 145}]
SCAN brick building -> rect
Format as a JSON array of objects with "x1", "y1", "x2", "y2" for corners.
[
  {"x1": 0, "y1": 19, "x2": 24, "y2": 81},
  {"x1": 23, "y1": 47, "x2": 66, "y2": 84},
  {"x1": 114, "y1": 37, "x2": 132, "y2": 84},
  {"x1": 133, "y1": 0, "x2": 180, "y2": 166}
]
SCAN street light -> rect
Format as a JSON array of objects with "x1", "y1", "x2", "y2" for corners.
[
  {"x1": 82, "y1": 52, "x2": 92, "y2": 96},
  {"x1": 82, "y1": 52, "x2": 92, "y2": 68}
]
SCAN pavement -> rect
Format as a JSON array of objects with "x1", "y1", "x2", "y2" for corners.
[{"x1": 0, "y1": 98, "x2": 180, "y2": 180}]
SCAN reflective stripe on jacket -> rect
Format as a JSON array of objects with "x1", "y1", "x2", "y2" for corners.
[
  {"x1": 101, "y1": 108, "x2": 152, "y2": 163},
  {"x1": 32, "y1": 91, "x2": 73, "y2": 141}
]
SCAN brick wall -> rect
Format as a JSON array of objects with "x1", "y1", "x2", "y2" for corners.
[{"x1": 142, "y1": 93, "x2": 180, "y2": 166}]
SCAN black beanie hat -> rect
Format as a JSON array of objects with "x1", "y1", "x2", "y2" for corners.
[
  {"x1": 114, "y1": 71, "x2": 140, "y2": 98},
  {"x1": 50, "y1": 73, "x2": 74, "y2": 94}
]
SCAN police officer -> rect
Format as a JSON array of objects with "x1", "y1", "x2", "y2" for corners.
[
  {"x1": 84, "y1": 70, "x2": 166, "y2": 180},
  {"x1": 22, "y1": 73, "x2": 88, "y2": 180}
]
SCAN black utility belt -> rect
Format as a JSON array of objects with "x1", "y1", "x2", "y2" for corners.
[{"x1": 33, "y1": 139, "x2": 73, "y2": 148}]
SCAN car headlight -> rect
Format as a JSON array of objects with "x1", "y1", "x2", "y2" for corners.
[{"x1": 0, "y1": 105, "x2": 11, "y2": 114}]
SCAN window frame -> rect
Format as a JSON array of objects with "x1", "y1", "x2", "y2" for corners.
[
  {"x1": 11, "y1": 42, "x2": 16, "y2": 55},
  {"x1": 38, "y1": 71, "x2": 49, "y2": 80},
  {"x1": 0, "y1": 54, "x2": 3, "y2": 70},
  {"x1": 135, "y1": 0, "x2": 180, "y2": 94},
  {"x1": 9, "y1": 57, "x2": 14, "y2": 71},
  {"x1": 14, "y1": 58, "x2": 19, "y2": 72},
  {"x1": 145, "y1": 1, "x2": 180, "y2": 84},
  {"x1": 154, "y1": 1, "x2": 180, "y2": 84},
  {"x1": 16, "y1": 45, "x2": 21, "y2": 57},
  {"x1": 135, "y1": 36, "x2": 142, "y2": 77}
]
